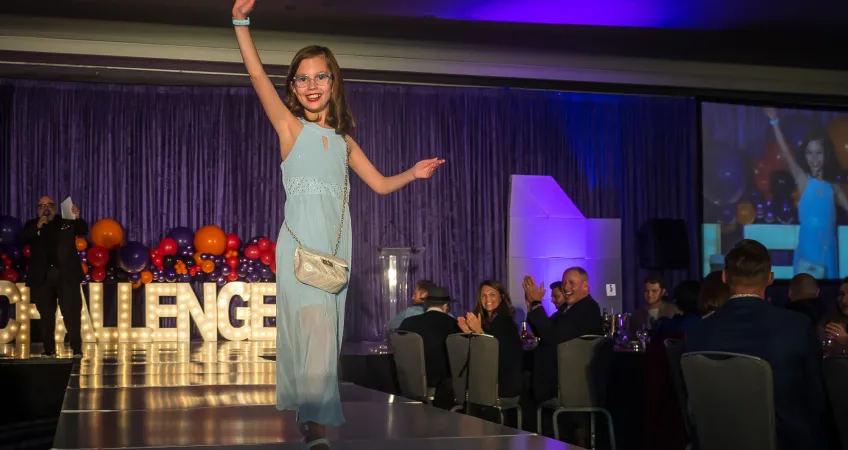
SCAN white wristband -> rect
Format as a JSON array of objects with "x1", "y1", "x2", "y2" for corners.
[{"x1": 232, "y1": 17, "x2": 250, "y2": 26}]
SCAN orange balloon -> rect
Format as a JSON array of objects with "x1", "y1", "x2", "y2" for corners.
[
  {"x1": 75, "y1": 236, "x2": 88, "y2": 251},
  {"x1": 81, "y1": 262, "x2": 89, "y2": 274},
  {"x1": 200, "y1": 259, "x2": 215, "y2": 273},
  {"x1": 91, "y1": 218, "x2": 124, "y2": 250},
  {"x1": 194, "y1": 225, "x2": 227, "y2": 255},
  {"x1": 829, "y1": 117, "x2": 848, "y2": 170},
  {"x1": 193, "y1": 253, "x2": 203, "y2": 265},
  {"x1": 132, "y1": 281, "x2": 142, "y2": 290},
  {"x1": 736, "y1": 202, "x2": 755, "y2": 225},
  {"x1": 140, "y1": 271, "x2": 153, "y2": 284},
  {"x1": 721, "y1": 222, "x2": 737, "y2": 234}
]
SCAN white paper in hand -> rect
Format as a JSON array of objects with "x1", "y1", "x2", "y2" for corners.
[{"x1": 61, "y1": 197, "x2": 74, "y2": 219}]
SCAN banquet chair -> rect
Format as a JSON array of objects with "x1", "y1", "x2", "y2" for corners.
[
  {"x1": 464, "y1": 333, "x2": 522, "y2": 428},
  {"x1": 446, "y1": 333, "x2": 471, "y2": 412},
  {"x1": 537, "y1": 335, "x2": 616, "y2": 450},
  {"x1": 664, "y1": 338, "x2": 695, "y2": 450},
  {"x1": 681, "y1": 352, "x2": 775, "y2": 450},
  {"x1": 388, "y1": 330, "x2": 434, "y2": 404},
  {"x1": 823, "y1": 356, "x2": 848, "y2": 450}
]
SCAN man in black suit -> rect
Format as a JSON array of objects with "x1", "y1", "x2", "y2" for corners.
[
  {"x1": 785, "y1": 273, "x2": 824, "y2": 326},
  {"x1": 398, "y1": 286, "x2": 462, "y2": 408},
  {"x1": 18, "y1": 196, "x2": 88, "y2": 358},
  {"x1": 685, "y1": 239, "x2": 826, "y2": 450},
  {"x1": 523, "y1": 267, "x2": 604, "y2": 403}
]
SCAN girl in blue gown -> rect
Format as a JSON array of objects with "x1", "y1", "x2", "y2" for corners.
[
  {"x1": 232, "y1": 1, "x2": 445, "y2": 447},
  {"x1": 765, "y1": 108, "x2": 847, "y2": 279}
]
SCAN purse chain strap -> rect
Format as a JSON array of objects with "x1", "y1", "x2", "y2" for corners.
[{"x1": 284, "y1": 140, "x2": 350, "y2": 257}]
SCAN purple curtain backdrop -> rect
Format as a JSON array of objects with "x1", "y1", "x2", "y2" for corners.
[{"x1": 0, "y1": 79, "x2": 699, "y2": 342}]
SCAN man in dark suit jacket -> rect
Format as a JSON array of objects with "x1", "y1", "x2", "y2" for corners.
[
  {"x1": 685, "y1": 239, "x2": 827, "y2": 450},
  {"x1": 18, "y1": 196, "x2": 88, "y2": 357},
  {"x1": 785, "y1": 273, "x2": 825, "y2": 326},
  {"x1": 523, "y1": 267, "x2": 604, "y2": 402},
  {"x1": 398, "y1": 286, "x2": 462, "y2": 408}
]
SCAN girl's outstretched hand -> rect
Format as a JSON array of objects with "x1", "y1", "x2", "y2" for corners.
[
  {"x1": 233, "y1": 0, "x2": 255, "y2": 20},
  {"x1": 411, "y1": 158, "x2": 445, "y2": 179}
]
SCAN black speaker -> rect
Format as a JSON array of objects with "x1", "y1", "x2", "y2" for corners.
[{"x1": 638, "y1": 219, "x2": 690, "y2": 270}]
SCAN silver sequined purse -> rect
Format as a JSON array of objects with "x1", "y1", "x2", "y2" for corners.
[{"x1": 283, "y1": 149, "x2": 350, "y2": 294}]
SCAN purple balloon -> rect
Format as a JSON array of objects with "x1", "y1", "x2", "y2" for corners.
[
  {"x1": 200, "y1": 253, "x2": 211, "y2": 260},
  {"x1": 4, "y1": 245, "x2": 21, "y2": 262},
  {"x1": 247, "y1": 272, "x2": 261, "y2": 283},
  {"x1": 220, "y1": 266, "x2": 231, "y2": 275},
  {"x1": 260, "y1": 266, "x2": 273, "y2": 279},
  {"x1": 118, "y1": 241, "x2": 150, "y2": 273},
  {"x1": 248, "y1": 236, "x2": 262, "y2": 246},
  {"x1": 207, "y1": 272, "x2": 220, "y2": 282},
  {"x1": 0, "y1": 216, "x2": 22, "y2": 246},
  {"x1": 167, "y1": 227, "x2": 195, "y2": 251},
  {"x1": 703, "y1": 151, "x2": 747, "y2": 206},
  {"x1": 185, "y1": 245, "x2": 195, "y2": 253},
  {"x1": 129, "y1": 272, "x2": 141, "y2": 283},
  {"x1": 716, "y1": 207, "x2": 736, "y2": 225},
  {"x1": 237, "y1": 268, "x2": 248, "y2": 277},
  {"x1": 178, "y1": 273, "x2": 191, "y2": 283},
  {"x1": 246, "y1": 265, "x2": 255, "y2": 274},
  {"x1": 215, "y1": 277, "x2": 227, "y2": 287},
  {"x1": 747, "y1": 189, "x2": 765, "y2": 205}
]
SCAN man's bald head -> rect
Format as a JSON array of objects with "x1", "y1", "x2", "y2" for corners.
[{"x1": 788, "y1": 273, "x2": 819, "y2": 302}]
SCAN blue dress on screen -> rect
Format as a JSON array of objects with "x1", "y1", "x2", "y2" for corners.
[
  {"x1": 275, "y1": 119, "x2": 351, "y2": 427},
  {"x1": 793, "y1": 177, "x2": 838, "y2": 279}
]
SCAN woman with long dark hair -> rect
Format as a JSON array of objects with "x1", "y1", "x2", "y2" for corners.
[{"x1": 458, "y1": 280, "x2": 523, "y2": 398}]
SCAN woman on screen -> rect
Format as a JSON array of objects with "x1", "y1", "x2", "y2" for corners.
[{"x1": 765, "y1": 108, "x2": 846, "y2": 279}]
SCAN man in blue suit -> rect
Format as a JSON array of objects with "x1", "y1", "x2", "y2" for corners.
[{"x1": 685, "y1": 239, "x2": 826, "y2": 450}]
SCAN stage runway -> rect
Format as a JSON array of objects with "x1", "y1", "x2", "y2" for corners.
[{"x1": 14, "y1": 342, "x2": 578, "y2": 449}]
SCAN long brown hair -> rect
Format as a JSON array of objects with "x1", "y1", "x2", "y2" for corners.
[
  {"x1": 284, "y1": 45, "x2": 355, "y2": 135},
  {"x1": 474, "y1": 280, "x2": 515, "y2": 329}
]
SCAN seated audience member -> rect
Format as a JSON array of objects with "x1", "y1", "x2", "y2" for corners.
[
  {"x1": 651, "y1": 279, "x2": 702, "y2": 338},
  {"x1": 786, "y1": 273, "x2": 824, "y2": 326},
  {"x1": 685, "y1": 239, "x2": 826, "y2": 450},
  {"x1": 630, "y1": 276, "x2": 681, "y2": 335},
  {"x1": 821, "y1": 277, "x2": 848, "y2": 352},
  {"x1": 698, "y1": 270, "x2": 730, "y2": 318},
  {"x1": 550, "y1": 281, "x2": 567, "y2": 309},
  {"x1": 523, "y1": 267, "x2": 603, "y2": 403},
  {"x1": 387, "y1": 279, "x2": 438, "y2": 330},
  {"x1": 458, "y1": 280, "x2": 523, "y2": 398},
  {"x1": 398, "y1": 285, "x2": 462, "y2": 408}
]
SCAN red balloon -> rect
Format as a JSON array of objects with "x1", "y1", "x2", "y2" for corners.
[
  {"x1": 244, "y1": 245, "x2": 260, "y2": 260},
  {"x1": 226, "y1": 233, "x2": 241, "y2": 251},
  {"x1": 87, "y1": 246, "x2": 109, "y2": 268},
  {"x1": 151, "y1": 248, "x2": 161, "y2": 258},
  {"x1": 159, "y1": 237, "x2": 178, "y2": 256},
  {"x1": 227, "y1": 257, "x2": 239, "y2": 268},
  {"x1": 152, "y1": 255, "x2": 164, "y2": 267},
  {"x1": 260, "y1": 251, "x2": 274, "y2": 265},
  {"x1": 753, "y1": 160, "x2": 773, "y2": 197},
  {"x1": 270, "y1": 262, "x2": 276, "y2": 274},
  {"x1": 22, "y1": 245, "x2": 30, "y2": 258},
  {"x1": 91, "y1": 266, "x2": 106, "y2": 282},
  {"x1": 1, "y1": 269, "x2": 18, "y2": 282},
  {"x1": 257, "y1": 238, "x2": 271, "y2": 252},
  {"x1": 1, "y1": 254, "x2": 9, "y2": 263},
  {"x1": 227, "y1": 271, "x2": 239, "y2": 281}
]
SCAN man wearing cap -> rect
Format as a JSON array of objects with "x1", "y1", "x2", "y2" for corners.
[{"x1": 398, "y1": 285, "x2": 461, "y2": 408}]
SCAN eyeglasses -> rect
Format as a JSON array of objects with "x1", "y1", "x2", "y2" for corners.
[
  {"x1": 38, "y1": 203, "x2": 55, "y2": 209},
  {"x1": 293, "y1": 73, "x2": 332, "y2": 89}
]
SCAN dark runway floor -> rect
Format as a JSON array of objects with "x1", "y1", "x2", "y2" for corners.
[{"x1": 3, "y1": 342, "x2": 579, "y2": 450}]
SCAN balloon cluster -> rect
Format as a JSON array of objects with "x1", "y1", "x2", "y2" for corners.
[
  {"x1": 704, "y1": 115, "x2": 848, "y2": 231},
  {"x1": 0, "y1": 215, "x2": 24, "y2": 283},
  {"x1": 0, "y1": 215, "x2": 276, "y2": 289}
]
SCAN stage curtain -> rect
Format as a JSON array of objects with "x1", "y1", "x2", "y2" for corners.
[{"x1": 0, "y1": 79, "x2": 699, "y2": 341}]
